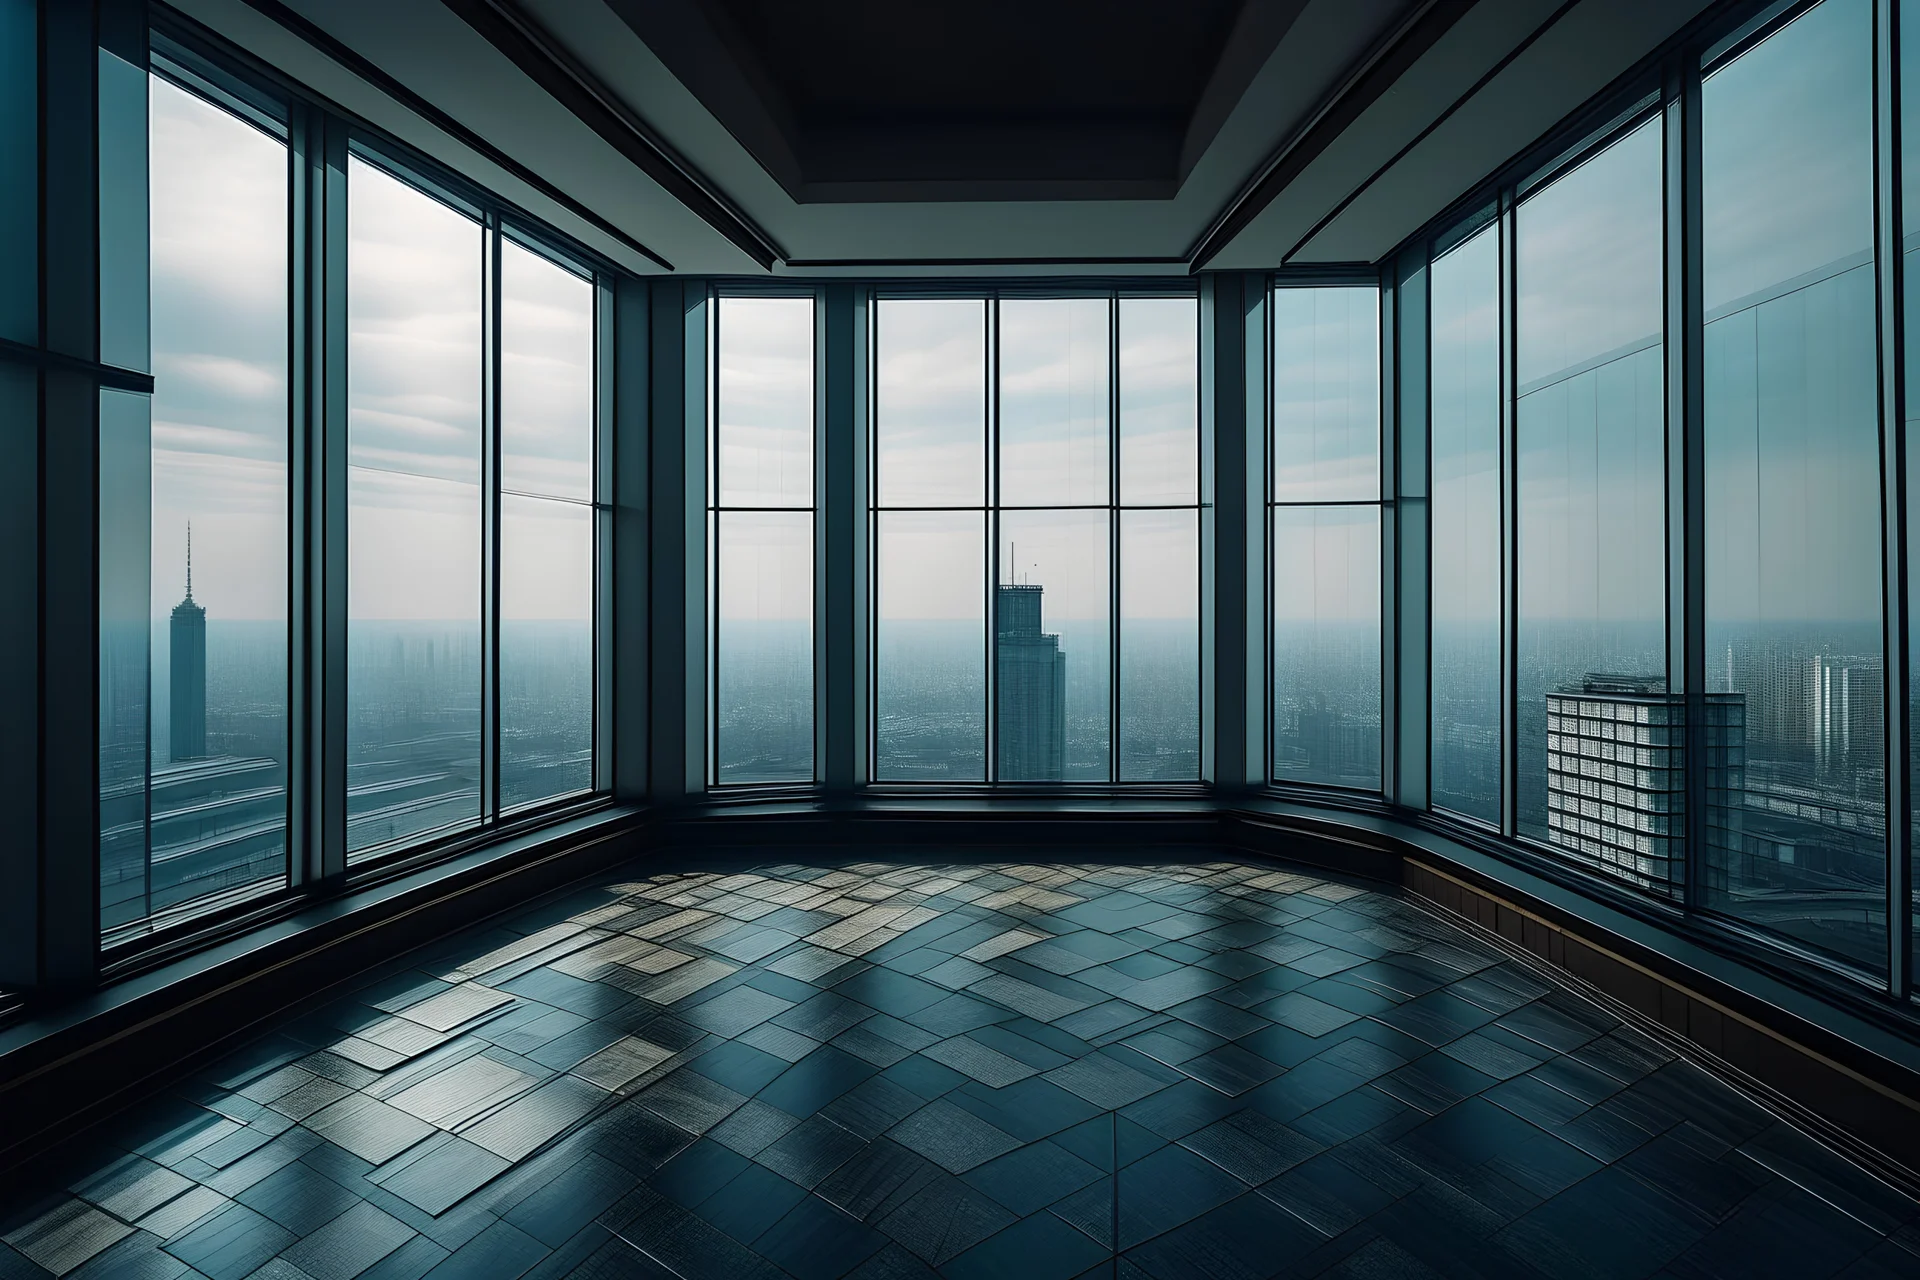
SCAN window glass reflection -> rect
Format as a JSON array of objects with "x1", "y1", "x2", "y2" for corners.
[
  {"x1": 999, "y1": 510, "x2": 1109, "y2": 781},
  {"x1": 1273, "y1": 506, "x2": 1381, "y2": 789},
  {"x1": 876, "y1": 299, "x2": 984, "y2": 508},
  {"x1": 999, "y1": 299, "x2": 1109, "y2": 507},
  {"x1": 501, "y1": 239, "x2": 592, "y2": 502},
  {"x1": 1703, "y1": 0, "x2": 1885, "y2": 972},
  {"x1": 1119, "y1": 298, "x2": 1198, "y2": 506},
  {"x1": 1120, "y1": 509, "x2": 1199, "y2": 780},
  {"x1": 1273, "y1": 286, "x2": 1379, "y2": 503},
  {"x1": 1515, "y1": 118, "x2": 1670, "y2": 893},
  {"x1": 346, "y1": 157, "x2": 483, "y2": 858},
  {"x1": 106, "y1": 76, "x2": 289, "y2": 940},
  {"x1": 501, "y1": 495, "x2": 593, "y2": 808},
  {"x1": 877, "y1": 510, "x2": 985, "y2": 780},
  {"x1": 713, "y1": 296, "x2": 814, "y2": 784},
  {"x1": 1430, "y1": 225, "x2": 1503, "y2": 823}
]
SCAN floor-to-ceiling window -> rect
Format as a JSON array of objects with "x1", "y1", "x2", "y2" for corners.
[
  {"x1": 711, "y1": 294, "x2": 816, "y2": 785},
  {"x1": 346, "y1": 156, "x2": 485, "y2": 858},
  {"x1": 104, "y1": 65, "x2": 290, "y2": 941},
  {"x1": 872, "y1": 291, "x2": 1198, "y2": 784},
  {"x1": 1429, "y1": 223, "x2": 1503, "y2": 825},
  {"x1": 1702, "y1": 0, "x2": 1884, "y2": 972},
  {"x1": 499, "y1": 237, "x2": 597, "y2": 810},
  {"x1": 1514, "y1": 117, "x2": 1671, "y2": 894},
  {"x1": 1271, "y1": 283, "x2": 1383, "y2": 791}
]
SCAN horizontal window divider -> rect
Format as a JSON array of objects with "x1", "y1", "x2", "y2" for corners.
[{"x1": 0, "y1": 337, "x2": 154, "y2": 393}]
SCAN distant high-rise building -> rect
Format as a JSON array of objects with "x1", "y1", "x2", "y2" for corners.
[
  {"x1": 996, "y1": 583, "x2": 1065, "y2": 780},
  {"x1": 1812, "y1": 654, "x2": 1883, "y2": 777},
  {"x1": 1544, "y1": 673, "x2": 1744, "y2": 895},
  {"x1": 170, "y1": 524, "x2": 207, "y2": 762}
]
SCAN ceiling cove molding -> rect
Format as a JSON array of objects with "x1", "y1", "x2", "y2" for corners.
[
  {"x1": 233, "y1": 0, "x2": 678, "y2": 271},
  {"x1": 440, "y1": 0, "x2": 788, "y2": 271},
  {"x1": 1186, "y1": 0, "x2": 1477, "y2": 271},
  {"x1": 1281, "y1": 0, "x2": 1586, "y2": 264}
]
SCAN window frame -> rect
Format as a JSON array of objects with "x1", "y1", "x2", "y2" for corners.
[
  {"x1": 864, "y1": 282, "x2": 1205, "y2": 789},
  {"x1": 90, "y1": 11, "x2": 623, "y2": 974}
]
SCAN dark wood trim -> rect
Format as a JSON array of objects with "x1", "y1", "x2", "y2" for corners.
[{"x1": 441, "y1": 0, "x2": 783, "y2": 271}]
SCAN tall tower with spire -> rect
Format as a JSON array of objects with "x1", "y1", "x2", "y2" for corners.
[{"x1": 169, "y1": 523, "x2": 207, "y2": 761}]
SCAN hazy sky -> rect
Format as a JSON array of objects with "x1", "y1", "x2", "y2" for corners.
[
  {"x1": 149, "y1": 75, "x2": 287, "y2": 625},
  {"x1": 1429, "y1": 223, "x2": 1500, "y2": 628},
  {"x1": 1272, "y1": 285, "x2": 1378, "y2": 503}
]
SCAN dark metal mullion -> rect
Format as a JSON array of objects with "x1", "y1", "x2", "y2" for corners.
[
  {"x1": 592, "y1": 278, "x2": 614, "y2": 797},
  {"x1": 311, "y1": 113, "x2": 349, "y2": 883},
  {"x1": 285, "y1": 102, "x2": 309, "y2": 891},
  {"x1": 1500, "y1": 193, "x2": 1519, "y2": 840},
  {"x1": 1264, "y1": 281, "x2": 1277, "y2": 785},
  {"x1": 1875, "y1": 0, "x2": 1911, "y2": 999},
  {"x1": 1379, "y1": 270, "x2": 1397, "y2": 800},
  {"x1": 1675, "y1": 62, "x2": 1707, "y2": 909},
  {"x1": 986, "y1": 297, "x2": 999, "y2": 783},
  {"x1": 1110, "y1": 292, "x2": 1121, "y2": 784},
  {"x1": 481, "y1": 217, "x2": 501, "y2": 825},
  {"x1": 709, "y1": 292, "x2": 720, "y2": 788}
]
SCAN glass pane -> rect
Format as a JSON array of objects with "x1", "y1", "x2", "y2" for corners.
[
  {"x1": 501, "y1": 495, "x2": 593, "y2": 808},
  {"x1": 716, "y1": 511, "x2": 814, "y2": 784},
  {"x1": 1516, "y1": 119, "x2": 1664, "y2": 391},
  {"x1": 501, "y1": 239, "x2": 592, "y2": 502},
  {"x1": 1272, "y1": 506, "x2": 1381, "y2": 789},
  {"x1": 717, "y1": 296, "x2": 813, "y2": 509},
  {"x1": 121, "y1": 78, "x2": 291, "y2": 938},
  {"x1": 99, "y1": 48, "x2": 149, "y2": 373},
  {"x1": 100, "y1": 390, "x2": 151, "y2": 935},
  {"x1": 999, "y1": 299, "x2": 1109, "y2": 507},
  {"x1": 1430, "y1": 225, "x2": 1502, "y2": 823},
  {"x1": 876, "y1": 299, "x2": 985, "y2": 508},
  {"x1": 998, "y1": 510, "x2": 1109, "y2": 781},
  {"x1": 1516, "y1": 121, "x2": 1669, "y2": 893},
  {"x1": 1272, "y1": 285, "x2": 1379, "y2": 502},
  {"x1": 347, "y1": 159, "x2": 483, "y2": 859},
  {"x1": 876, "y1": 510, "x2": 984, "y2": 780},
  {"x1": 1119, "y1": 509, "x2": 1198, "y2": 780},
  {"x1": 1120, "y1": 297, "x2": 1198, "y2": 506},
  {"x1": 1703, "y1": 0, "x2": 1885, "y2": 973},
  {"x1": 0, "y1": 0, "x2": 34, "y2": 343}
]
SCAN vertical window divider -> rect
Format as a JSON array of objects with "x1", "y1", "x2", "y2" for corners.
[
  {"x1": 1499, "y1": 192, "x2": 1519, "y2": 841},
  {"x1": 1110, "y1": 291, "x2": 1122, "y2": 784},
  {"x1": 1673, "y1": 61, "x2": 1707, "y2": 912},
  {"x1": 985, "y1": 296, "x2": 999, "y2": 782},
  {"x1": 309, "y1": 112, "x2": 348, "y2": 887},
  {"x1": 481, "y1": 214, "x2": 502, "y2": 825},
  {"x1": 1876, "y1": 0, "x2": 1911, "y2": 999},
  {"x1": 706, "y1": 287, "x2": 719, "y2": 790},
  {"x1": 593, "y1": 276, "x2": 615, "y2": 797},
  {"x1": 1380, "y1": 270, "x2": 1399, "y2": 802}
]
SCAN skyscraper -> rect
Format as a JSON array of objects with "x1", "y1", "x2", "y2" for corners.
[
  {"x1": 995, "y1": 583, "x2": 1066, "y2": 780},
  {"x1": 170, "y1": 524, "x2": 207, "y2": 762},
  {"x1": 1544, "y1": 673, "x2": 1744, "y2": 895}
]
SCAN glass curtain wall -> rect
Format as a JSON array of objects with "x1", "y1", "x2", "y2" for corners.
[
  {"x1": 105, "y1": 68, "x2": 290, "y2": 941},
  {"x1": 1271, "y1": 284, "x2": 1383, "y2": 790},
  {"x1": 711, "y1": 295, "x2": 816, "y2": 784},
  {"x1": 1429, "y1": 224, "x2": 1503, "y2": 824},
  {"x1": 1514, "y1": 118, "x2": 1670, "y2": 894},
  {"x1": 872, "y1": 292, "x2": 1199, "y2": 783},
  {"x1": 1702, "y1": 0, "x2": 1884, "y2": 972},
  {"x1": 347, "y1": 159, "x2": 602, "y2": 860}
]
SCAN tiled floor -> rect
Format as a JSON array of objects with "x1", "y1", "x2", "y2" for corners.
[{"x1": 5, "y1": 855, "x2": 1917, "y2": 1280}]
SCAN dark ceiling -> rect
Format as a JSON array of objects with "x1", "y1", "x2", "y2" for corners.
[{"x1": 611, "y1": 0, "x2": 1297, "y2": 201}]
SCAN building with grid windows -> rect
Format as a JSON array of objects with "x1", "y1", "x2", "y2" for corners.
[{"x1": 1544, "y1": 674, "x2": 1745, "y2": 895}]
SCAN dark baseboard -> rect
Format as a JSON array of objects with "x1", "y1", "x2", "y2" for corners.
[{"x1": 1403, "y1": 858, "x2": 1920, "y2": 1196}]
